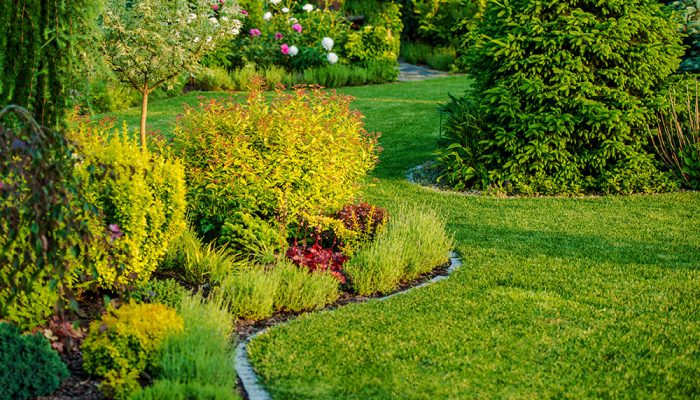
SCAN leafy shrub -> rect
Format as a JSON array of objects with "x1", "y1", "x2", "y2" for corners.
[
  {"x1": 216, "y1": 267, "x2": 280, "y2": 320},
  {"x1": 154, "y1": 294, "x2": 236, "y2": 390},
  {"x1": 345, "y1": 204, "x2": 454, "y2": 295},
  {"x1": 86, "y1": 78, "x2": 140, "y2": 113},
  {"x1": 0, "y1": 322, "x2": 69, "y2": 400},
  {"x1": 437, "y1": 0, "x2": 684, "y2": 195},
  {"x1": 273, "y1": 261, "x2": 340, "y2": 313},
  {"x1": 82, "y1": 303, "x2": 184, "y2": 399},
  {"x1": 130, "y1": 278, "x2": 188, "y2": 309},
  {"x1": 0, "y1": 106, "x2": 93, "y2": 330},
  {"x1": 652, "y1": 77, "x2": 700, "y2": 189},
  {"x1": 68, "y1": 120, "x2": 187, "y2": 289},
  {"x1": 131, "y1": 380, "x2": 240, "y2": 400},
  {"x1": 335, "y1": 203, "x2": 388, "y2": 253},
  {"x1": 194, "y1": 67, "x2": 236, "y2": 91},
  {"x1": 346, "y1": 25, "x2": 399, "y2": 66},
  {"x1": 174, "y1": 86, "x2": 379, "y2": 251}
]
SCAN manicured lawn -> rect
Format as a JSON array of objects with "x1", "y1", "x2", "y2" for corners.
[{"x1": 113, "y1": 76, "x2": 700, "y2": 398}]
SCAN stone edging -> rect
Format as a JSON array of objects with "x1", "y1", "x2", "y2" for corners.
[{"x1": 234, "y1": 251, "x2": 463, "y2": 400}]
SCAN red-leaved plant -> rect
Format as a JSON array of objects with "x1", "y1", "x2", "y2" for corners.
[
  {"x1": 286, "y1": 240, "x2": 347, "y2": 283},
  {"x1": 33, "y1": 316, "x2": 85, "y2": 353}
]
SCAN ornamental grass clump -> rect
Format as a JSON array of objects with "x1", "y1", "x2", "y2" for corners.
[
  {"x1": 345, "y1": 204, "x2": 454, "y2": 296},
  {"x1": 437, "y1": 0, "x2": 685, "y2": 195},
  {"x1": 174, "y1": 83, "x2": 379, "y2": 253}
]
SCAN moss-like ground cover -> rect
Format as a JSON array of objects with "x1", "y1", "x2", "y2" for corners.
[{"x1": 111, "y1": 76, "x2": 700, "y2": 398}]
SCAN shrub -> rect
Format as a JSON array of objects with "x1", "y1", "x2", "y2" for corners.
[
  {"x1": 194, "y1": 67, "x2": 236, "y2": 92},
  {"x1": 346, "y1": 25, "x2": 399, "y2": 66},
  {"x1": 216, "y1": 267, "x2": 280, "y2": 320},
  {"x1": 0, "y1": 106, "x2": 93, "y2": 330},
  {"x1": 81, "y1": 302, "x2": 184, "y2": 399},
  {"x1": 154, "y1": 294, "x2": 236, "y2": 390},
  {"x1": 68, "y1": 120, "x2": 187, "y2": 290},
  {"x1": 437, "y1": 0, "x2": 685, "y2": 195},
  {"x1": 130, "y1": 278, "x2": 188, "y2": 309},
  {"x1": 273, "y1": 261, "x2": 340, "y2": 313},
  {"x1": 131, "y1": 380, "x2": 240, "y2": 400},
  {"x1": 345, "y1": 204, "x2": 454, "y2": 295},
  {"x1": 174, "y1": 85, "x2": 379, "y2": 250},
  {"x1": 652, "y1": 77, "x2": 700, "y2": 189},
  {"x1": 0, "y1": 322, "x2": 69, "y2": 400},
  {"x1": 335, "y1": 203, "x2": 388, "y2": 253}
]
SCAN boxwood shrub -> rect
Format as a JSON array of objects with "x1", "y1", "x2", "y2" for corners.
[{"x1": 437, "y1": 0, "x2": 684, "y2": 195}]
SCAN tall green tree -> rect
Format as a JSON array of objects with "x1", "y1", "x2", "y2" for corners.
[
  {"x1": 100, "y1": 0, "x2": 244, "y2": 148},
  {"x1": 0, "y1": 0, "x2": 100, "y2": 127}
]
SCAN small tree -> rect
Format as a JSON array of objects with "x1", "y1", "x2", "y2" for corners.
[{"x1": 101, "y1": 0, "x2": 244, "y2": 148}]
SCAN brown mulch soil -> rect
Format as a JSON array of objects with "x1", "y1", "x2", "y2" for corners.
[
  {"x1": 38, "y1": 351, "x2": 105, "y2": 400},
  {"x1": 40, "y1": 260, "x2": 452, "y2": 399}
]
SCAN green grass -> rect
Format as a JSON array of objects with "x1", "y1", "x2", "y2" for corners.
[{"x1": 110, "y1": 77, "x2": 700, "y2": 398}]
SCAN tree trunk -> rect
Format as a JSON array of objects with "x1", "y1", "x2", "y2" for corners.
[{"x1": 139, "y1": 84, "x2": 149, "y2": 149}]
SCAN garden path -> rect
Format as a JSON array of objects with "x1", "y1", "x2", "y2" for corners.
[{"x1": 397, "y1": 62, "x2": 452, "y2": 82}]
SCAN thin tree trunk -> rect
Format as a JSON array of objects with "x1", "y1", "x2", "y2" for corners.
[{"x1": 140, "y1": 83, "x2": 149, "y2": 149}]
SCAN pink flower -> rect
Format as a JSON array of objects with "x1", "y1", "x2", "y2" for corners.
[
  {"x1": 249, "y1": 28, "x2": 261, "y2": 37},
  {"x1": 108, "y1": 224, "x2": 123, "y2": 242},
  {"x1": 212, "y1": 3, "x2": 219, "y2": 10},
  {"x1": 274, "y1": 32, "x2": 283, "y2": 40},
  {"x1": 240, "y1": 9, "x2": 248, "y2": 15},
  {"x1": 281, "y1": 43, "x2": 289, "y2": 55},
  {"x1": 292, "y1": 23, "x2": 302, "y2": 33}
]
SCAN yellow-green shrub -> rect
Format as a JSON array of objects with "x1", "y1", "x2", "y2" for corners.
[
  {"x1": 82, "y1": 302, "x2": 184, "y2": 399},
  {"x1": 174, "y1": 86, "x2": 379, "y2": 251},
  {"x1": 68, "y1": 120, "x2": 187, "y2": 289}
]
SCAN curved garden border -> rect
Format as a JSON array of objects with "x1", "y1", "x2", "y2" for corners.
[{"x1": 233, "y1": 251, "x2": 463, "y2": 400}]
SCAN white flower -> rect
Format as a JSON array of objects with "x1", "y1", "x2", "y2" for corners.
[
  {"x1": 194, "y1": 36, "x2": 201, "y2": 43},
  {"x1": 322, "y1": 37, "x2": 334, "y2": 51},
  {"x1": 327, "y1": 52, "x2": 338, "y2": 64},
  {"x1": 288, "y1": 17, "x2": 298, "y2": 23},
  {"x1": 209, "y1": 16, "x2": 219, "y2": 25},
  {"x1": 206, "y1": 36, "x2": 212, "y2": 43},
  {"x1": 174, "y1": 31, "x2": 180, "y2": 37},
  {"x1": 263, "y1": 11, "x2": 272, "y2": 21},
  {"x1": 232, "y1": 19, "x2": 242, "y2": 29},
  {"x1": 186, "y1": 13, "x2": 197, "y2": 23},
  {"x1": 270, "y1": 0, "x2": 281, "y2": 4},
  {"x1": 302, "y1": 3, "x2": 314, "y2": 12},
  {"x1": 231, "y1": 27, "x2": 240, "y2": 35},
  {"x1": 281, "y1": 7, "x2": 289, "y2": 13},
  {"x1": 288, "y1": 45, "x2": 299, "y2": 56},
  {"x1": 221, "y1": 16, "x2": 229, "y2": 22}
]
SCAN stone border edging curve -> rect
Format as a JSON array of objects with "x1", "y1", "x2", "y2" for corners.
[{"x1": 234, "y1": 251, "x2": 463, "y2": 400}]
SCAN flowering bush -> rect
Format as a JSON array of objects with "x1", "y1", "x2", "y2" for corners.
[{"x1": 235, "y1": 0, "x2": 349, "y2": 72}]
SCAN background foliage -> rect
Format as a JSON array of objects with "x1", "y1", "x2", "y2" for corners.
[{"x1": 437, "y1": 0, "x2": 685, "y2": 195}]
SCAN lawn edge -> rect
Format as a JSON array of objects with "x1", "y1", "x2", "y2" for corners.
[{"x1": 234, "y1": 251, "x2": 463, "y2": 400}]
